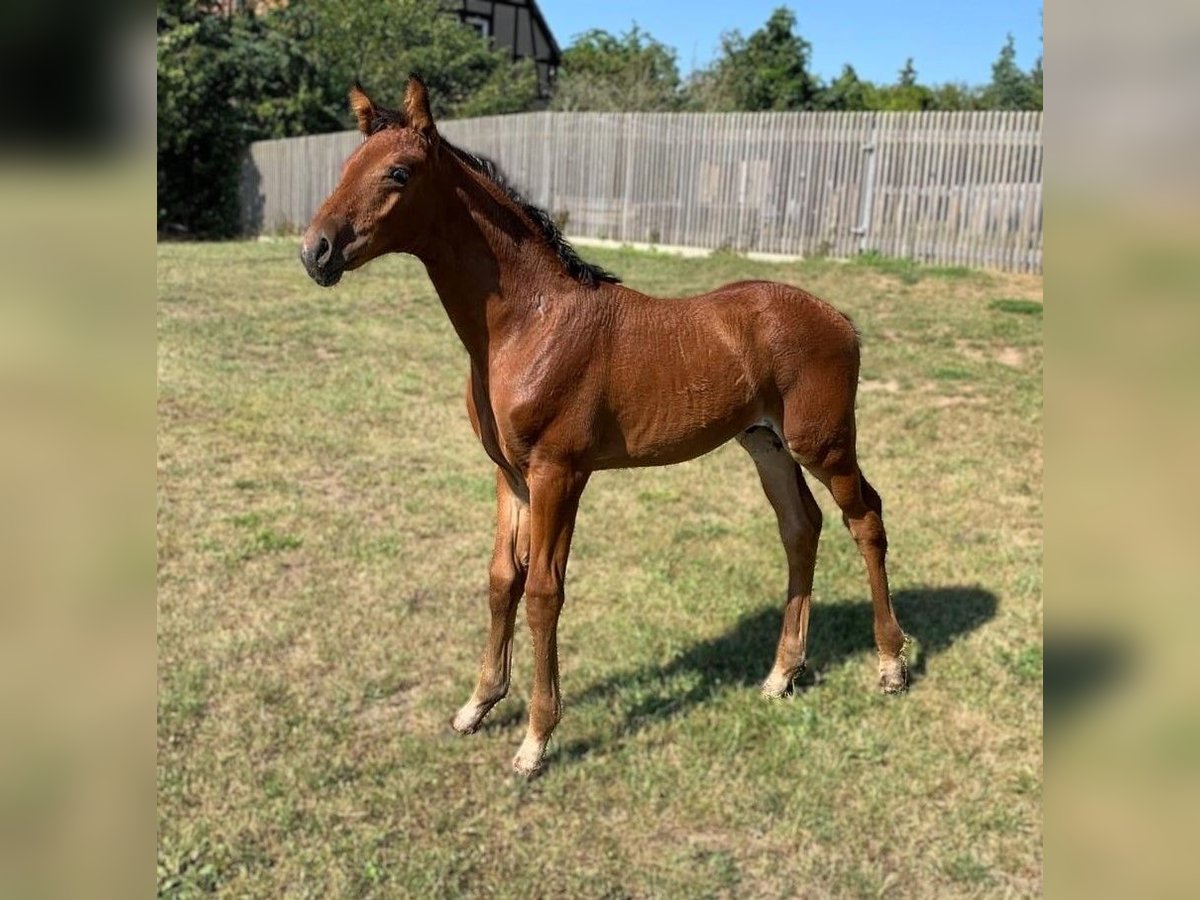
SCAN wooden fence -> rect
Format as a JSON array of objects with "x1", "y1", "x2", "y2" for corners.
[{"x1": 242, "y1": 110, "x2": 1042, "y2": 273}]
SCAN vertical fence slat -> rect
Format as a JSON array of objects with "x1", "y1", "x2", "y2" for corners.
[
  {"x1": 977, "y1": 110, "x2": 994, "y2": 269},
  {"x1": 873, "y1": 112, "x2": 894, "y2": 258},
  {"x1": 953, "y1": 111, "x2": 976, "y2": 268},
  {"x1": 928, "y1": 111, "x2": 949, "y2": 265}
]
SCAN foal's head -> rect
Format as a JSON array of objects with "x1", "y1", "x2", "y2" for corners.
[{"x1": 301, "y1": 76, "x2": 442, "y2": 286}]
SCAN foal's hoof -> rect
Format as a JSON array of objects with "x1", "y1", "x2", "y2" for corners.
[
  {"x1": 511, "y1": 736, "x2": 547, "y2": 779},
  {"x1": 761, "y1": 666, "x2": 800, "y2": 698},
  {"x1": 879, "y1": 657, "x2": 907, "y2": 694},
  {"x1": 450, "y1": 700, "x2": 490, "y2": 735}
]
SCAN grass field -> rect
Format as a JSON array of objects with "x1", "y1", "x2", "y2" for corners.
[{"x1": 157, "y1": 241, "x2": 1043, "y2": 898}]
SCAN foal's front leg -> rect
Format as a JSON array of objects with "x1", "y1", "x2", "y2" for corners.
[
  {"x1": 452, "y1": 469, "x2": 529, "y2": 734},
  {"x1": 511, "y1": 462, "x2": 589, "y2": 777}
]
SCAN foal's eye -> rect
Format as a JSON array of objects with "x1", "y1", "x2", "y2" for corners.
[{"x1": 387, "y1": 166, "x2": 410, "y2": 186}]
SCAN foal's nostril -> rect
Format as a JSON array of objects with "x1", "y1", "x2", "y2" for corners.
[{"x1": 315, "y1": 235, "x2": 332, "y2": 267}]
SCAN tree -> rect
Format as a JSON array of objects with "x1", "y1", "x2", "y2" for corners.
[
  {"x1": 157, "y1": 4, "x2": 340, "y2": 235},
  {"x1": 819, "y1": 64, "x2": 869, "y2": 111},
  {"x1": 226, "y1": 7, "x2": 343, "y2": 139},
  {"x1": 818, "y1": 55, "x2": 986, "y2": 112},
  {"x1": 1030, "y1": 54, "x2": 1044, "y2": 109},
  {"x1": 866, "y1": 58, "x2": 935, "y2": 110},
  {"x1": 158, "y1": 14, "x2": 243, "y2": 235},
  {"x1": 456, "y1": 60, "x2": 541, "y2": 118},
  {"x1": 298, "y1": 0, "x2": 539, "y2": 120},
  {"x1": 690, "y1": 7, "x2": 820, "y2": 111},
  {"x1": 551, "y1": 25, "x2": 683, "y2": 112},
  {"x1": 929, "y1": 82, "x2": 981, "y2": 111},
  {"x1": 981, "y1": 33, "x2": 1040, "y2": 110}
]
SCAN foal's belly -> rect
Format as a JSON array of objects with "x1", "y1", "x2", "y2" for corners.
[
  {"x1": 594, "y1": 322, "x2": 768, "y2": 468},
  {"x1": 591, "y1": 398, "x2": 763, "y2": 469},
  {"x1": 590, "y1": 428, "x2": 747, "y2": 469}
]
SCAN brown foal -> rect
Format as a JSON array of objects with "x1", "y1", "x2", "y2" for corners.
[{"x1": 301, "y1": 78, "x2": 908, "y2": 776}]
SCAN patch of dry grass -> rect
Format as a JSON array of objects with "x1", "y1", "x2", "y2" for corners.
[{"x1": 158, "y1": 241, "x2": 1042, "y2": 898}]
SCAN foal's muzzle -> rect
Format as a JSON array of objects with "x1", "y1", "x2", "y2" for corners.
[{"x1": 300, "y1": 222, "x2": 345, "y2": 287}]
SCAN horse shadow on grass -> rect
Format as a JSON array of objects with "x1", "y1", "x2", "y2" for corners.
[{"x1": 552, "y1": 585, "x2": 998, "y2": 763}]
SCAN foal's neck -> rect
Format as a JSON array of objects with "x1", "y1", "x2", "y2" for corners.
[{"x1": 417, "y1": 151, "x2": 555, "y2": 371}]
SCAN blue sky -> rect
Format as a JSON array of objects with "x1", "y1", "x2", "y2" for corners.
[{"x1": 537, "y1": 1, "x2": 1043, "y2": 86}]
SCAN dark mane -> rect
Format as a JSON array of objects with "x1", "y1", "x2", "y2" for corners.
[
  {"x1": 366, "y1": 106, "x2": 406, "y2": 136},
  {"x1": 444, "y1": 142, "x2": 621, "y2": 288}
]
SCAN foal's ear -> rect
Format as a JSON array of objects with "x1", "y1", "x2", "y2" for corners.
[
  {"x1": 348, "y1": 82, "x2": 381, "y2": 135},
  {"x1": 403, "y1": 74, "x2": 438, "y2": 143}
]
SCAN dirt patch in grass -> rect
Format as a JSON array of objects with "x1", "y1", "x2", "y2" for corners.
[
  {"x1": 996, "y1": 346, "x2": 1026, "y2": 367},
  {"x1": 957, "y1": 339, "x2": 1027, "y2": 369}
]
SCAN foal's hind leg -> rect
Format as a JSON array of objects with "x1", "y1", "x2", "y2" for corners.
[
  {"x1": 803, "y1": 455, "x2": 907, "y2": 693},
  {"x1": 451, "y1": 469, "x2": 529, "y2": 734},
  {"x1": 737, "y1": 426, "x2": 823, "y2": 698}
]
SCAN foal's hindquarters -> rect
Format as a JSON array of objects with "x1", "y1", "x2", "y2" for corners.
[{"x1": 743, "y1": 303, "x2": 909, "y2": 698}]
